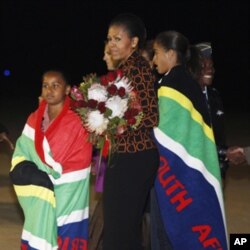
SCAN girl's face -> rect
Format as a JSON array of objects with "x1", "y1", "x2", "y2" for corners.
[
  {"x1": 107, "y1": 25, "x2": 138, "y2": 64},
  {"x1": 153, "y1": 42, "x2": 172, "y2": 74},
  {"x1": 41, "y1": 73, "x2": 70, "y2": 106}
]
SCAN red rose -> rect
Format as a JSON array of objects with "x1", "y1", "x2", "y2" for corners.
[
  {"x1": 70, "y1": 99, "x2": 78, "y2": 109},
  {"x1": 87, "y1": 99, "x2": 98, "y2": 109},
  {"x1": 115, "y1": 69, "x2": 123, "y2": 78},
  {"x1": 97, "y1": 102, "x2": 106, "y2": 113},
  {"x1": 127, "y1": 117, "x2": 136, "y2": 125},
  {"x1": 100, "y1": 75, "x2": 109, "y2": 86},
  {"x1": 117, "y1": 87, "x2": 126, "y2": 97},
  {"x1": 106, "y1": 71, "x2": 116, "y2": 82},
  {"x1": 70, "y1": 99, "x2": 87, "y2": 109},
  {"x1": 124, "y1": 109, "x2": 132, "y2": 119},
  {"x1": 79, "y1": 100, "x2": 88, "y2": 108},
  {"x1": 107, "y1": 84, "x2": 117, "y2": 95}
]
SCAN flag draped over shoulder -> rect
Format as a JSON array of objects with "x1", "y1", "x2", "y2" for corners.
[
  {"x1": 153, "y1": 65, "x2": 228, "y2": 249},
  {"x1": 10, "y1": 97, "x2": 92, "y2": 250}
]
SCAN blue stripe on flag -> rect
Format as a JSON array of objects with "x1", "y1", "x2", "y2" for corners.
[
  {"x1": 154, "y1": 140, "x2": 228, "y2": 249},
  {"x1": 57, "y1": 219, "x2": 88, "y2": 250}
]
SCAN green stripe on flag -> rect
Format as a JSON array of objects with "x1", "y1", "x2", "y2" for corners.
[
  {"x1": 55, "y1": 177, "x2": 90, "y2": 217},
  {"x1": 158, "y1": 88, "x2": 221, "y2": 181},
  {"x1": 18, "y1": 195, "x2": 57, "y2": 247}
]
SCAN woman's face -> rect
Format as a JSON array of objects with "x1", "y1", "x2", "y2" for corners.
[
  {"x1": 103, "y1": 46, "x2": 116, "y2": 71},
  {"x1": 107, "y1": 25, "x2": 137, "y2": 63},
  {"x1": 153, "y1": 42, "x2": 172, "y2": 74},
  {"x1": 198, "y1": 57, "x2": 215, "y2": 87}
]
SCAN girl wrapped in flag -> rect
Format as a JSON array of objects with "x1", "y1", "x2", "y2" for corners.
[
  {"x1": 10, "y1": 70, "x2": 92, "y2": 250},
  {"x1": 151, "y1": 31, "x2": 228, "y2": 249}
]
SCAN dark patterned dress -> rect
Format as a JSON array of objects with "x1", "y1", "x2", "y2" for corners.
[{"x1": 103, "y1": 51, "x2": 159, "y2": 250}]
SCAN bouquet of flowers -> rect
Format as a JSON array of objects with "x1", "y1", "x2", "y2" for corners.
[{"x1": 70, "y1": 69, "x2": 143, "y2": 158}]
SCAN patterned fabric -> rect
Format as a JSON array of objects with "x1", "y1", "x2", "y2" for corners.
[
  {"x1": 10, "y1": 96, "x2": 92, "y2": 250},
  {"x1": 153, "y1": 65, "x2": 228, "y2": 249},
  {"x1": 115, "y1": 51, "x2": 158, "y2": 153}
]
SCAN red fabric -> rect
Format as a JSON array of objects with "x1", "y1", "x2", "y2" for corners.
[
  {"x1": 27, "y1": 96, "x2": 92, "y2": 173},
  {"x1": 102, "y1": 139, "x2": 110, "y2": 158},
  {"x1": 21, "y1": 242, "x2": 28, "y2": 250}
]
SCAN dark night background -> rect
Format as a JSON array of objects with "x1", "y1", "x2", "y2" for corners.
[{"x1": 0, "y1": 0, "x2": 249, "y2": 136}]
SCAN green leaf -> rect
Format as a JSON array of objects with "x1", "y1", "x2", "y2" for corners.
[
  {"x1": 104, "y1": 108, "x2": 112, "y2": 118},
  {"x1": 96, "y1": 136, "x2": 105, "y2": 149}
]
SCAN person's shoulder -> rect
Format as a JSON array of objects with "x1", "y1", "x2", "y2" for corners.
[
  {"x1": 66, "y1": 109, "x2": 82, "y2": 123},
  {"x1": 207, "y1": 86, "x2": 222, "y2": 99},
  {"x1": 66, "y1": 110, "x2": 89, "y2": 136},
  {"x1": 123, "y1": 52, "x2": 153, "y2": 82},
  {"x1": 26, "y1": 109, "x2": 39, "y2": 127},
  {"x1": 136, "y1": 53, "x2": 151, "y2": 68},
  {"x1": 125, "y1": 51, "x2": 150, "y2": 69},
  {"x1": 209, "y1": 86, "x2": 220, "y2": 93},
  {"x1": 161, "y1": 65, "x2": 194, "y2": 87}
]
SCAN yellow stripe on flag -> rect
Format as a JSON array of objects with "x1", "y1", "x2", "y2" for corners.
[
  {"x1": 11, "y1": 156, "x2": 26, "y2": 171},
  {"x1": 14, "y1": 184, "x2": 56, "y2": 207},
  {"x1": 158, "y1": 86, "x2": 214, "y2": 142}
]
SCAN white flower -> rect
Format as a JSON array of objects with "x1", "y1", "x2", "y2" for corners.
[
  {"x1": 88, "y1": 83, "x2": 108, "y2": 102},
  {"x1": 114, "y1": 77, "x2": 133, "y2": 93},
  {"x1": 106, "y1": 96, "x2": 128, "y2": 118},
  {"x1": 86, "y1": 110, "x2": 109, "y2": 135}
]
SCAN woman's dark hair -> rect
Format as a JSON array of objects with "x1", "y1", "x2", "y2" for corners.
[
  {"x1": 109, "y1": 13, "x2": 147, "y2": 49},
  {"x1": 155, "y1": 31, "x2": 190, "y2": 64}
]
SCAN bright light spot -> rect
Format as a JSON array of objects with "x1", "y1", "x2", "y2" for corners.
[{"x1": 3, "y1": 69, "x2": 11, "y2": 77}]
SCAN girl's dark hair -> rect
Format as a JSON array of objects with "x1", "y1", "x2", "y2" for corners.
[
  {"x1": 155, "y1": 31, "x2": 190, "y2": 64},
  {"x1": 109, "y1": 13, "x2": 147, "y2": 49},
  {"x1": 42, "y1": 70, "x2": 71, "y2": 86}
]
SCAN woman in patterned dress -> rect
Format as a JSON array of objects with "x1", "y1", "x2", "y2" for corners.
[{"x1": 103, "y1": 13, "x2": 159, "y2": 250}]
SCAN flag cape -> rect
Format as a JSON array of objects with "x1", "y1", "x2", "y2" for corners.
[
  {"x1": 153, "y1": 66, "x2": 228, "y2": 249},
  {"x1": 10, "y1": 97, "x2": 92, "y2": 250}
]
